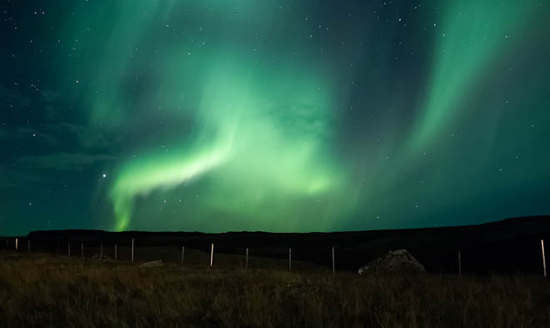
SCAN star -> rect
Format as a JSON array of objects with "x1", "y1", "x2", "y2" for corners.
[{"x1": 1, "y1": 0, "x2": 548, "y2": 235}]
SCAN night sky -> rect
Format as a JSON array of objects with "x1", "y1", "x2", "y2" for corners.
[{"x1": 1, "y1": 1, "x2": 549, "y2": 235}]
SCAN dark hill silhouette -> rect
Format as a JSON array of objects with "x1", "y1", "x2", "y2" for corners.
[{"x1": 6, "y1": 215, "x2": 550, "y2": 274}]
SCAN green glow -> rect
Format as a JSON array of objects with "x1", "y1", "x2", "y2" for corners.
[
  {"x1": 109, "y1": 59, "x2": 344, "y2": 230},
  {"x1": 90, "y1": 2, "x2": 347, "y2": 231},
  {"x1": 111, "y1": 143, "x2": 232, "y2": 231},
  {"x1": 410, "y1": 2, "x2": 533, "y2": 149},
  {"x1": 31, "y1": 0, "x2": 547, "y2": 234}
]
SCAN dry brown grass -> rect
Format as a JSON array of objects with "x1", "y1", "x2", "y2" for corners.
[{"x1": 0, "y1": 252, "x2": 549, "y2": 328}]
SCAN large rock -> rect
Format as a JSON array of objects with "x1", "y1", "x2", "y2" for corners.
[
  {"x1": 358, "y1": 249, "x2": 425, "y2": 275},
  {"x1": 139, "y1": 260, "x2": 164, "y2": 268}
]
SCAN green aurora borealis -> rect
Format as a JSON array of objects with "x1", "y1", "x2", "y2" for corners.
[{"x1": 1, "y1": 1, "x2": 549, "y2": 234}]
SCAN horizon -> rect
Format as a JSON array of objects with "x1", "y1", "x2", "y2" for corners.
[
  {"x1": 1, "y1": 1, "x2": 549, "y2": 235},
  {"x1": 2, "y1": 214, "x2": 548, "y2": 238}
]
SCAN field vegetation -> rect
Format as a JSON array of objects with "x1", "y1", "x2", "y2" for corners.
[{"x1": 0, "y1": 251, "x2": 549, "y2": 328}]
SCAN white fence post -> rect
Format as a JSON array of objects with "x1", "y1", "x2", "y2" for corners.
[
  {"x1": 332, "y1": 247, "x2": 335, "y2": 274},
  {"x1": 210, "y1": 243, "x2": 214, "y2": 267},
  {"x1": 542, "y1": 239, "x2": 547, "y2": 278},
  {"x1": 289, "y1": 248, "x2": 292, "y2": 272},
  {"x1": 458, "y1": 250, "x2": 462, "y2": 276},
  {"x1": 246, "y1": 248, "x2": 249, "y2": 268},
  {"x1": 115, "y1": 243, "x2": 118, "y2": 261},
  {"x1": 15, "y1": 238, "x2": 18, "y2": 251},
  {"x1": 181, "y1": 246, "x2": 185, "y2": 263},
  {"x1": 131, "y1": 239, "x2": 135, "y2": 262}
]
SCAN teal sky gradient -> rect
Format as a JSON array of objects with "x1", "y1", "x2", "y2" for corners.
[{"x1": 0, "y1": 0, "x2": 549, "y2": 234}]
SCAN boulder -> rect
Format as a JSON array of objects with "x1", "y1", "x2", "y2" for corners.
[
  {"x1": 139, "y1": 260, "x2": 164, "y2": 268},
  {"x1": 358, "y1": 249, "x2": 425, "y2": 275}
]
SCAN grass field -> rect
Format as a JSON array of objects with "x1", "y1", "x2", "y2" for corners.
[{"x1": 0, "y1": 251, "x2": 549, "y2": 328}]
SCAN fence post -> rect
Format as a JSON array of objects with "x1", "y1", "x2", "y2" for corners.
[
  {"x1": 210, "y1": 243, "x2": 214, "y2": 267},
  {"x1": 15, "y1": 238, "x2": 18, "y2": 251},
  {"x1": 246, "y1": 248, "x2": 249, "y2": 268},
  {"x1": 542, "y1": 239, "x2": 547, "y2": 278},
  {"x1": 115, "y1": 243, "x2": 118, "y2": 261},
  {"x1": 332, "y1": 247, "x2": 335, "y2": 274},
  {"x1": 100, "y1": 242, "x2": 103, "y2": 258},
  {"x1": 28, "y1": 240, "x2": 30, "y2": 251},
  {"x1": 181, "y1": 246, "x2": 185, "y2": 263},
  {"x1": 68, "y1": 242, "x2": 71, "y2": 256},
  {"x1": 131, "y1": 239, "x2": 135, "y2": 262},
  {"x1": 458, "y1": 250, "x2": 462, "y2": 276},
  {"x1": 289, "y1": 248, "x2": 292, "y2": 272},
  {"x1": 81, "y1": 243, "x2": 84, "y2": 257}
]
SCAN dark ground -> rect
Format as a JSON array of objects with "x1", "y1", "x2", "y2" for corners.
[
  {"x1": 2, "y1": 215, "x2": 549, "y2": 275},
  {"x1": 1, "y1": 252, "x2": 550, "y2": 328}
]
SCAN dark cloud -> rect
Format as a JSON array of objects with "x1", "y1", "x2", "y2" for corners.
[
  {"x1": 43, "y1": 105, "x2": 62, "y2": 121},
  {"x1": 0, "y1": 85, "x2": 30, "y2": 108},
  {"x1": 44, "y1": 122, "x2": 118, "y2": 150},
  {"x1": 0, "y1": 165, "x2": 55, "y2": 189},
  {"x1": 19, "y1": 153, "x2": 116, "y2": 170},
  {"x1": 0, "y1": 126, "x2": 59, "y2": 148},
  {"x1": 41, "y1": 89, "x2": 62, "y2": 103},
  {"x1": 13, "y1": 127, "x2": 59, "y2": 146}
]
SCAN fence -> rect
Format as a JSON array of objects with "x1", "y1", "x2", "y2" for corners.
[{"x1": 0, "y1": 236, "x2": 548, "y2": 276}]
